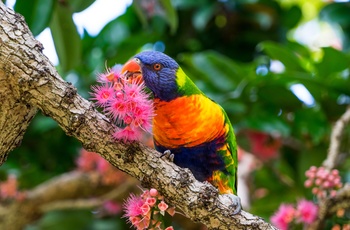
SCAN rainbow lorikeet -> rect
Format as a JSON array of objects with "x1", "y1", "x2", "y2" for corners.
[{"x1": 122, "y1": 51, "x2": 241, "y2": 214}]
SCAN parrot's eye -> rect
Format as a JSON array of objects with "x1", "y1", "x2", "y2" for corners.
[{"x1": 153, "y1": 63, "x2": 162, "y2": 71}]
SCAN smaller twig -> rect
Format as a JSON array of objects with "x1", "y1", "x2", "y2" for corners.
[
  {"x1": 40, "y1": 178, "x2": 137, "y2": 212},
  {"x1": 323, "y1": 105, "x2": 350, "y2": 170}
]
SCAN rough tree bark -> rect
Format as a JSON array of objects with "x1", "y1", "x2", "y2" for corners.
[{"x1": 0, "y1": 3, "x2": 276, "y2": 230}]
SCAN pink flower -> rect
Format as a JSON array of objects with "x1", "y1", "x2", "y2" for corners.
[
  {"x1": 123, "y1": 115, "x2": 134, "y2": 125},
  {"x1": 97, "y1": 65, "x2": 122, "y2": 83},
  {"x1": 123, "y1": 189, "x2": 176, "y2": 229},
  {"x1": 96, "y1": 158, "x2": 110, "y2": 174},
  {"x1": 304, "y1": 166, "x2": 343, "y2": 199},
  {"x1": 140, "y1": 203, "x2": 151, "y2": 215},
  {"x1": 330, "y1": 190, "x2": 337, "y2": 197},
  {"x1": 158, "y1": 201, "x2": 169, "y2": 212},
  {"x1": 123, "y1": 194, "x2": 144, "y2": 218},
  {"x1": 149, "y1": 188, "x2": 158, "y2": 197},
  {"x1": 0, "y1": 174, "x2": 18, "y2": 199},
  {"x1": 123, "y1": 81, "x2": 145, "y2": 100},
  {"x1": 103, "y1": 201, "x2": 122, "y2": 215},
  {"x1": 135, "y1": 217, "x2": 150, "y2": 230},
  {"x1": 113, "y1": 126, "x2": 141, "y2": 142},
  {"x1": 90, "y1": 84, "x2": 114, "y2": 107},
  {"x1": 76, "y1": 149, "x2": 100, "y2": 172},
  {"x1": 141, "y1": 190, "x2": 150, "y2": 199},
  {"x1": 296, "y1": 200, "x2": 318, "y2": 224},
  {"x1": 246, "y1": 130, "x2": 281, "y2": 161},
  {"x1": 90, "y1": 64, "x2": 154, "y2": 142},
  {"x1": 129, "y1": 216, "x2": 140, "y2": 225},
  {"x1": 131, "y1": 105, "x2": 153, "y2": 130},
  {"x1": 145, "y1": 197, "x2": 157, "y2": 207},
  {"x1": 304, "y1": 179, "x2": 313, "y2": 188},
  {"x1": 165, "y1": 227, "x2": 174, "y2": 230},
  {"x1": 167, "y1": 207, "x2": 176, "y2": 216},
  {"x1": 107, "y1": 98, "x2": 128, "y2": 120},
  {"x1": 270, "y1": 204, "x2": 295, "y2": 230}
]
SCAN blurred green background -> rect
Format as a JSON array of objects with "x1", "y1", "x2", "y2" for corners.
[{"x1": 1, "y1": 0, "x2": 350, "y2": 229}]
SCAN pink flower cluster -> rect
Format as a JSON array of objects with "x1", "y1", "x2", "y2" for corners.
[
  {"x1": 0, "y1": 174, "x2": 25, "y2": 201},
  {"x1": 90, "y1": 65, "x2": 153, "y2": 142},
  {"x1": 76, "y1": 149, "x2": 127, "y2": 186},
  {"x1": 123, "y1": 188, "x2": 175, "y2": 230},
  {"x1": 271, "y1": 200, "x2": 318, "y2": 230},
  {"x1": 305, "y1": 166, "x2": 342, "y2": 199}
]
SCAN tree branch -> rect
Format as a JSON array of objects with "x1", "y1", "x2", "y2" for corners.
[
  {"x1": 0, "y1": 3, "x2": 276, "y2": 229},
  {"x1": 39, "y1": 178, "x2": 136, "y2": 213},
  {"x1": 323, "y1": 105, "x2": 350, "y2": 170},
  {"x1": 0, "y1": 171, "x2": 132, "y2": 229}
]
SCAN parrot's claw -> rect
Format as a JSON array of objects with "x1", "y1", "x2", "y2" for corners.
[
  {"x1": 228, "y1": 194, "x2": 242, "y2": 215},
  {"x1": 160, "y1": 150, "x2": 174, "y2": 162}
]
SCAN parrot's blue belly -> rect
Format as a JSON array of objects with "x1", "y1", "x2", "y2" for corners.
[{"x1": 155, "y1": 136, "x2": 228, "y2": 182}]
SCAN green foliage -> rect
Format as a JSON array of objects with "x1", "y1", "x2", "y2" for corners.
[
  {"x1": 5, "y1": 0, "x2": 350, "y2": 229},
  {"x1": 49, "y1": 1, "x2": 82, "y2": 73},
  {"x1": 14, "y1": 0, "x2": 54, "y2": 36}
]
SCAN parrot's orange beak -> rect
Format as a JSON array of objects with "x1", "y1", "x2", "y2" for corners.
[{"x1": 121, "y1": 59, "x2": 143, "y2": 84}]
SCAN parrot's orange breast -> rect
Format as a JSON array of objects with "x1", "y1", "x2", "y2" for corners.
[{"x1": 153, "y1": 95, "x2": 227, "y2": 148}]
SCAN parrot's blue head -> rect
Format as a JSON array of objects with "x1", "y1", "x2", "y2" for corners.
[{"x1": 122, "y1": 51, "x2": 180, "y2": 101}]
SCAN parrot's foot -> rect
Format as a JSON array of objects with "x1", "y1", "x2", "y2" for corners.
[
  {"x1": 160, "y1": 150, "x2": 174, "y2": 162},
  {"x1": 227, "y1": 194, "x2": 242, "y2": 215}
]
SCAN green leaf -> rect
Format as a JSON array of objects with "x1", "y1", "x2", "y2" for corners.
[
  {"x1": 244, "y1": 112, "x2": 291, "y2": 137},
  {"x1": 315, "y1": 47, "x2": 350, "y2": 78},
  {"x1": 180, "y1": 51, "x2": 246, "y2": 92},
  {"x1": 259, "y1": 41, "x2": 304, "y2": 71},
  {"x1": 14, "y1": 0, "x2": 54, "y2": 36},
  {"x1": 132, "y1": 1, "x2": 148, "y2": 29},
  {"x1": 193, "y1": 4, "x2": 215, "y2": 31},
  {"x1": 257, "y1": 83, "x2": 302, "y2": 110},
  {"x1": 281, "y1": 5, "x2": 302, "y2": 29},
  {"x1": 50, "y1": 2, "x2": 81, "y2": 72},
  {"x1": 320, "y1": 2, "x2": 350, "y2": 26},
  {"x1": 67, "y1": 0, "x2": 95, "y2": 12},
  {"x1": 293, "y1": 108, "x2": 329, "y2": 144},
  {"x1": 160, "y1": 0, "x2": 178, "y2": 34},
  {"x1": 285, "y1": 41, "x2": 310, "y2": 59}
]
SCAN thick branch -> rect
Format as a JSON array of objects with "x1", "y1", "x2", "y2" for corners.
[
  {"x1": 0, "y1": 3, "x2": 276, "y2": 229},
  {"x1": 323, "y1": 105, "x2": 350, "y2": 170},
  {"x1": 0, "y1": 6, "x2": 38, "y2": 164}
]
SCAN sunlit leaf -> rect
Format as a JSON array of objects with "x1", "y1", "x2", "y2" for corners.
[
  {"x1": 180, "y1": 51, "x2": 246, "y2": 92},
  {"x1": 160, "y1": 0, "x2": 178, "y2": 34},
  {"x1": 320, "y1": 2, "x2": 350, "y2": 25},
  {"x1": 259, "y1": 41, "x2": 305, "y2": 71},
  {"x1": 67, "y1": 0, "x2": 95, "y2": 12},
  {"x1": 50, "y1": 2, "x2": 81, "y2": 72},
  {"x1": 14, "y1": 0, "x2": 54, "y2": 36},
  {"x1": 315, "y1": 47, "x2": 350, "y2": 78},
  {"x1": 281, "y1": 5, "x2": 302, "y2": 29}
]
